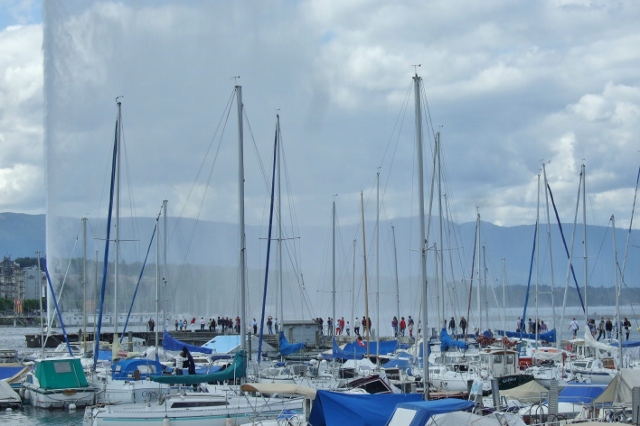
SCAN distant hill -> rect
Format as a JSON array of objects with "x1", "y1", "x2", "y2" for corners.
[
  {"x1": 3, "y1": 211, "x2": 639, "y2": 289},
  {"x1": 0, "y1": 212, "x2": 46, "y2": 258}
]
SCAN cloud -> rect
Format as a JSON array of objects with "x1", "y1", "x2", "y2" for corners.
[{"x1": 0, "y1": 23, "x2": 43, "y2": 213}]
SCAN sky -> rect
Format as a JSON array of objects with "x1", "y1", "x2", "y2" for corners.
[
  {"x1": 1, "y1": 0, "x2": 640, "y2": 232},
  {"x1": 1, "y1": 0, "x2": 639, "y2": 326}
]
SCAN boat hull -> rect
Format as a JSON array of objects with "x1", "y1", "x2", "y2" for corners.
[{"x1": 23, "y1": 384, "x2": 95, "y2": 409}]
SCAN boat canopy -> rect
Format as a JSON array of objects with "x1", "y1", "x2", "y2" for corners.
[
  {"x1": 308, "y1": 390, "x2": 422, "y2": 426},
  {"x1": 385, "y1": 399, "x2": 475, "y2": 426},
  {"x1": 555, "y1": 384, "x2": 607, "y2": 405},
  {"x1": 34, "y1": 358, "x2": 88, "y2": 390},
  {"x1": 279, "y1": 332, "x2": 305, "y2": 356},
  {"x1": 594, "y1": 368, "x2": 640, "y2": 405},
  {"x1": 111, "y1": 358, "x2": 164, "y2": 380},
  {"x1": 150, "y1": 350, "x2": 246, "y2": 385},
  {"x1": 163, "y1": 330, "x2": 213, "y2": 354}
]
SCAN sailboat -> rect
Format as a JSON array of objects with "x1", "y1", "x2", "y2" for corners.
[{"x1": 84, "y1": 85, "x2": 304, "y2": 425}]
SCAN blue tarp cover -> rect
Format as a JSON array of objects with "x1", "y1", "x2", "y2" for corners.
[
  {"x1": 556, "y1": 384, "x2": 607, "y2": 404},
  {"x1": 308, "y1": 390, "x2": 422, "y2": 426},
  {"x1": 496, "y1": 328, "x2": 557, "y2": 343},
  {"x1": 611, "y1": 340, "x2": 640, "y2": 348},
  {"x1": 344, "y1": 339, "x2": 398, "y2": 355},
  {"x1": 279, "y1": 332, "x2": 305, "y2": 356},
  {"x1": 440, "y1": 328, "x2": 468, "y2": 352},
  {"x1": 162, "y1": 330, "x2": 213, "y2": 354},
  {"x1": 329, "y1": 338, "x2": 363, "y2": 360},
  {"x1": 111, "y1": 359, "x2": 164, "y2": 380},
  {"x1": 386, "y1": 399, "x2": 476, "y2": 426}
]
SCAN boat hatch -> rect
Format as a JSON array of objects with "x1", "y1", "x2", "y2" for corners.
[{"x1": 170, "y1": 400, "x2": 228, "y2": 408}]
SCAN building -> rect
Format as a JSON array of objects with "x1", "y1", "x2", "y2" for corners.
[
  {"x1": 0, "y1": 256, "x2": 25, "y2": 307},
  {"x1": 23, "y1": 265, "x2": 45, "y2": 301}
]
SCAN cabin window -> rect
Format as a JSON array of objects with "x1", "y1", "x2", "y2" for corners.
[
  {"x1": 53, "y1": 361, "x2": 72, "y2": 373},
  {"x1": 493, "y1": 355, "x2": 502, "y2": 364},
  {"x1": 506, "y1": 355, "x2": 514, "y2": 365}
]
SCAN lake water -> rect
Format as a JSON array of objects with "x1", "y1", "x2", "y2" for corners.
[{"x1": 1, "y1": 326, "x2": 85, "y2": 426}]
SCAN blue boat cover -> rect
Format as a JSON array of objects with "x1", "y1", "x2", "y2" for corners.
[
  {"x1": 611, "y1": 340, "x2": 640, "y2": 348},
  {"x1": 382, "y1": 358, "x2": 413, "y2": 375},
  {"x1": 279, "y1": 332, "x2": 305, "y2": 356},
  {"x1": 308, "y1": 390, "x2": 423, "y2": 426},
  {"x1": 0, "y1": 365, "x2": 26, "y2": 380},
  {"x1": 386, "y1": 399, "x2": 476, "y2": 426},
  {"x1": 111, "y1": 359, "x2": 164, "y2": 380},
  {"x1": 162, "y1": 330, "x2": 213, "y2": 354},
  {"x1": 344, "y1": 339, "x2": 398, "y2": 355},
  {"x1": 556, "y1": 384, "x2": 607, "y2": 404},
  {"x1": 329, "y1": 338, "x2": 363, "y2": 360},
  {"x1": 496, "y1": 328, "x2": 557, "y2": 343},
  {"x1": 440, "y1": 328, "x2": 469, "y2": 352}
]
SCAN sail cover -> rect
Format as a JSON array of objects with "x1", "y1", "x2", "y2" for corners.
[
  {"x1": 150, "y1": 350, "x2": 246, "y2": 385},
  {"x1": 308, "y1": 390, "x2": 422, "y2": 426},
  {"x1": 440, "y1": 328, "x2": 469, "y2": 352},
  {"x1": 162, "y1": 330, "x2": 213, "y2": 354},
  {"x1": 279, "y1": 332, "x2": 305, "y2": 356}
]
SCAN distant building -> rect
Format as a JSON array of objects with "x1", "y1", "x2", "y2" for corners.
[
  {"x1": 23, "y1": 265, "x2": 45, "y2": 301},
  {"x1": 0, "y1": 256, "x2": 25, "y2": 307}
]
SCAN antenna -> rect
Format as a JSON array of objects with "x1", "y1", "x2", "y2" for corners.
[
  {"x1": 231, "y1": 76, "x2": 240, "y2": 85},
  {"x1": 410, "y1": 64, "x2": 421, "y2": 74}
]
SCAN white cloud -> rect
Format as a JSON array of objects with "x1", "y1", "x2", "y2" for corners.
[{"x1": 0, "y1": 23, "x2": 43, "y2": 212}]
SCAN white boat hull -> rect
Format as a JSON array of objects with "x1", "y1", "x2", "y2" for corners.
[
  {"x1": 83, "y1": 393, "x2": 303, "y2": 426},
  {"x1": 23, "y1": 384, "x2": 95, "y2": 409}
]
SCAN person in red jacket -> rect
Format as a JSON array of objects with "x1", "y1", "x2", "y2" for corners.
[{"x1": 399, "y1": 317, "x2": 407, "y2": 337}]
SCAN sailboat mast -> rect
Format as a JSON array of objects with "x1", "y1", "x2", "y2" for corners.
[
  {"x1": 82, "y1": 217, "x2": 87, "y2": 344},
  {"x1": 361, "y1": 191, "x2": 370, "y2": 354},
  {"x1": 392, "y1": 225, "x2": 400, "y2": 335},
  {"x1": 376, "y1": 171, "x2": 380, "y2": 361},
  {"x1": 476, "y1": 212, "x2": 481, "y2": 331},
  {"x1": 414, "y1": 73, "x2": 429, "y2": 397},
  {"x1": 535, "y1": 173, "x2": 540, "y2": 344},
  {"x1": 114, "y1": 100, "x2": 121, "y2": 335},
  {"x1": 163, "y1": 199, "x2": 168, "y2": 329},
  {"x1": 332, "y1": 199, "x2": 336, "y2": 339},
  {"x1": 542, "y1": 165, "x2": 557, "y2": 335},
  {"x1": 437, "y1": 133, "x2": 445, "y2": 327},
  {"x1": 236, "y1": 85, "x2": 247, "y2": 358},
  {"x1": 502, "y1": 258, "x2": 506, "y2": 333},
  {"x1": 612, "y1": 215, "x2": 622, "y2": 368},
  {"x1": 155, "y1": 215, "x2": 159, "y2": 353},
  {"x1": 37, "y1": 252, "x2": 44, "y2": 357},
  {"x1": 277, "y1": 116, "x2": 284, "y2": 326},
  {"x1": 351, "y1": 239, "x2": 356, "y2": 340},
  {"x1": 582, "y1": 163, "x2": 588, "y2": 323}
]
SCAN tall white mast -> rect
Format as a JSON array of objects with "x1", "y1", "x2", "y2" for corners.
[
  {"x1": 582, "y1": 163, "x2": 588, "y2": 324},
  {"x1": 163, "y1": 199, "x2": 168, "y2": 328},
  {"x1": 392, "y1": 225, "x2": 400, "y2": 335},
  {"x1": 376, "y1": 171, "x2": 380, "y2": 362},
  {"x1": 114, "y1": 99, "x2": 122, "y2": 335},
  {"x1": 535, "y1": 173, "x2": 540, "y2": 344},
  {"x1": 332, "y1": 198, "x2": 336, "y2": 338},
  {"x1": 414, "y1": 73, "x2": 429, "y2": 398},
  {"x1": 612, "y1": 215, "x2": 622, "y2": 368},
  {"x1": 476, "y1": 212, "x2": 481, "y2": 331},
  {"x1": 436, "y1": 132, "x2": 445, "y2": 326},
  {"x1": 236, "y1": 84, "x2": 247, "y2": 359},
  {"x1": 542, "y1": 165, "x2": 557, "y2": 338},
  {"x1": 277, "y1": 116, "x2": 284, "y2": 326},
  {"x1": 155, "y1": 214, "x2": 159, "y2": 352},
  {"x1": 82, "y1": 217, "x2": 87, "y2": 344}
]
